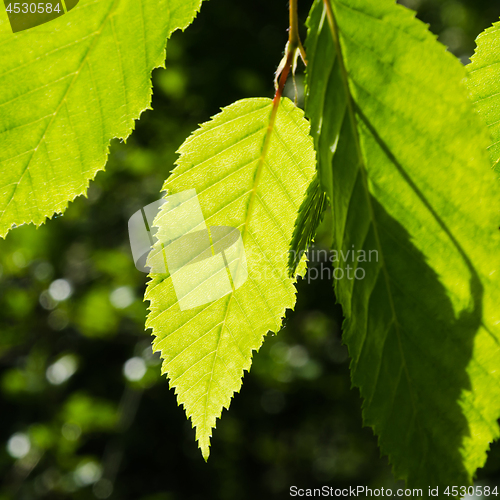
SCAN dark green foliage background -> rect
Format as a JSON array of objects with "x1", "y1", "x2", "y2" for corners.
[{"x1": 0, "y1": 0, "x2": 499, "y2": 498}]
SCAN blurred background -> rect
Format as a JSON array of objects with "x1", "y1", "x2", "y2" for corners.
[{"x1": 1, "y1": 0, "x2": 500, "y2": 498}]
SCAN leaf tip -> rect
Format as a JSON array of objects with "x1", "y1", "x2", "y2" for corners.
[{"x1": 200, "y1": 442, "x2": 210, "y2": 462}]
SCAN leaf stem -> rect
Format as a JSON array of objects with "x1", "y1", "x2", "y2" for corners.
[
  {"x1": 274, "y1": 0, "x2": 307, "y2": 100},
  {"x1": 289, "y1": 0, "x2": 307, "y2": 62},
  {"x1": 273, "y1": 50, "x2": 293, "y2": 105}
]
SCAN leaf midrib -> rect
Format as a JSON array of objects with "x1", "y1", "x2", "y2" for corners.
[{"x1": 199, "y1": 101, "x2": 282, "y2": 445}]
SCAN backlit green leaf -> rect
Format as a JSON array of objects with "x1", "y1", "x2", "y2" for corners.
[
  {"x1": 306, "y1": 0, "x2": 500, "y2": 490},
  {"x1": 0, "y1": 0, "x2": 203, "y2": 237},
  {"x1": 145, "y1": 97, "x2": 316, "y2": 459}
]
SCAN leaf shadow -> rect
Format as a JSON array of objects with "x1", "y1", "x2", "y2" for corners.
[{"x1": 341, "y1": 106, "x2": 484, "y2": 489}]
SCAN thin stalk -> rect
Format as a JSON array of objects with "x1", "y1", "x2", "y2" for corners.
[{"x1": 289, "y1": 0, "x2": 307, "y2": 62}]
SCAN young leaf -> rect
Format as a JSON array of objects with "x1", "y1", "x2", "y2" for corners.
[
  {"x1": 468, "y1": 20, "x2": 500, "y2": 171},
  {"x1": 288, "y1": 174, "x2": 327, "y2": 276},
  {"x1": 306, "y1": 0, "x2": 500, "y2": 489},
  {"x1": 0, "y1": 0, "x2": 204, "y2": 237},
  {"x1": 145, "y1": 97, "x2": 315, "y2": 460}
]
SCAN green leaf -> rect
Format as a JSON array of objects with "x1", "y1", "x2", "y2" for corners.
[
  {"x1": 306, "y1": 0, "x2": 500, "y2": 489},
  {"x1": 288, "y1": 174, "x2": 327, "y2": 276},
  {"x1": 0, "y1": 0, "x2": 203, "y2": 237},
  {"x1": 468, "y1": 20, "x2": 500, "y2": 171},
  {"x1": 145, "y1": 97, "x2": 316, "y2": 459}
]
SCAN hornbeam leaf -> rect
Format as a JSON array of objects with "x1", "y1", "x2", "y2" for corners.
[
  {"x1": 468, "y1": 20, "x2": 500, "y2": 171},
  {"x1": 145, "y1": 97, "x2": 315, "y2": 459},
  {"x1": 0, "y1": 0, "x2": 204, "y2": 237},
  {"x1": 306, "y1": 0, "x2": 500, "y2": 490}
]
